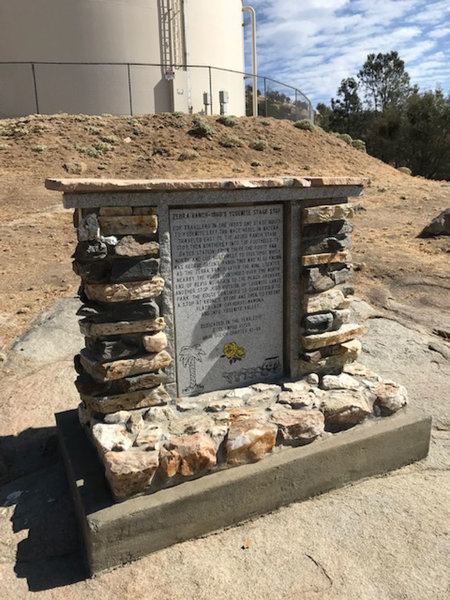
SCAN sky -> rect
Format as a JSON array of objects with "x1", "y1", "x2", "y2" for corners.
[{"x1": 244, "y1": 0, "x2": 450, "y2": 107}]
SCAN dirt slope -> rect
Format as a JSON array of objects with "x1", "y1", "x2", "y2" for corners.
[{"x1": 0, "y1": 113, "x2": 449, "y2": 347}]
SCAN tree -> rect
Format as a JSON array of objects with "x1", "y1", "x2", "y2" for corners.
[
  {"x1": 357, "y1": 51, "x2": 411, "y2": 111},
  {"x1": 330, "y1": 77, "x2": 362, "y2": 137},
  {"x1": 315, "y1": 102, "x2": 332, "y2": 130},
  {"x1": 403, "y1": 89, "x2": 450, "y2": 179}
]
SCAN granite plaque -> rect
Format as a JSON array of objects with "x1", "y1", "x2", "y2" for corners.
[{"x1": 170, "y1": 204, "x2": 284, "y2": 395}]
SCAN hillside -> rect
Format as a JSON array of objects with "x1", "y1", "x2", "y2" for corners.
[{"x1": 0, "y1": 113, "x2": 449, "y2": 348}]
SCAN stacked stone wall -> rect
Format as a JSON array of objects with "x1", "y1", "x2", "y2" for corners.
[
  {"x1": 299, "y1": 201, "x2": 364, "y2": 374},
  {"x1": 73, "y1": 206, "x2": 173, "y2": 415}
]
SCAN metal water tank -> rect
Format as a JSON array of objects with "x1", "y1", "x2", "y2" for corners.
[{"x1": 0, "y1": 0, "x2": 246, "y2": 117}]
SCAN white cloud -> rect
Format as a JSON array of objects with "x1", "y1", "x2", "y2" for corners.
[{"x1": 246, "y1": 0, "x2": 450, "y2": 105}]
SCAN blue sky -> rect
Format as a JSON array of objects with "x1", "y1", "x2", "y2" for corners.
[{"x1": 244, "y1": 0, "x2": 450, "y2": 107}]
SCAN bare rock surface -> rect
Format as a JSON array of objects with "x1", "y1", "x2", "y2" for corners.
[{"x1": 7, "y1": 299, "x2": 83, "y2": 367}]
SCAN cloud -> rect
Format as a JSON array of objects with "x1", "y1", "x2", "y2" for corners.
[{"x1": 245, "y1": 0, "x2": 450, "y2": 106}]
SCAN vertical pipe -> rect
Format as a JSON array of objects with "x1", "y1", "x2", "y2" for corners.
[
  {"x1": 208, "y1": 66, "x2": 213, "y2": 115},
  {"x1": 127, "y1": 64, "x2": 134, "y2": 116},
  {"x1": 242, "y1": 3, "x2": 258, "y2": 117},
  {"x1": 31, "y1": 63, "x2": 40, "y2": 114},
  {"x1": 182, "y1": 0, "x2": 193, "y2": 113},
  {"x1": 264, "y1": 77, "x2": 268, "y2": 118}
]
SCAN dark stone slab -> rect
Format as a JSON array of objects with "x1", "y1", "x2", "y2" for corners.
[
  {"x1": 302, "y1": 313, "x2": 334, "y2": 335},
  {"x1": 73, "y1": 240, "x2": 107, "y2": 262},
  {"x1": 76, "y1": 369, "x2": 168, "y2": 397},
  {"x1": 303, "y1": 265, "x2": 353, "y2": 294},
  {"x1": 84, "y1": 334, "x2": 144, "y2": 362},
  {"x1": 110, "y1": 258, "x2": 160, "y2": 283},
  {"x1": 302, "y1": 220, "x2": 353, "y2": 239},
  {"x1": 76, "y1": 300, "x2": 160, "y2": 323},
  {"x1": 302, "y1": 235, "x2": 352, "y2": 255},
  {"x1": 73, "y1": 260, "x2": 110, "y2": 284},
  {"x1": 56, "y1": 407, "x2": 431, "y2": 575}
]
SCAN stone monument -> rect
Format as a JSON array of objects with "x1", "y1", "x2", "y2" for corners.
[{"x1": 46, "y1": 176, "x2": 431, "y2": 574}]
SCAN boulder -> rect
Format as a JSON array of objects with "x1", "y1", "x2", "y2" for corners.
[
  {"x1": 373, "y1": 381, "x2": 408, "y2": 415},
  {"x1": 321, "y1": 373, "x2": 361, "y2": 391},
  {"x1": 104, "y1": 450, "x2": 159, "y2": 500},
  {"x1": 420, "y1": 209, "x2": 450, "y2": 237},
  {"x1": 159, "y1": 433, "x2": 217, "y2": 477},
  {"x1": 271, "y1": 409, "x2": 325, "y2": 445},
  {"x1": 226, "y1": 419, "x2": 277, "y2": 465},
  {"x1": 91, "y1": 423, "x2": 133, "y2": 453},
  {"x1": 320, "y1": 390, "x2": 372, "y2": 429}
]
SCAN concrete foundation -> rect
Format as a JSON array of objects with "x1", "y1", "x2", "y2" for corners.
[{"x1": 56, "y1": 408, "x2": 431, "y2": 575}]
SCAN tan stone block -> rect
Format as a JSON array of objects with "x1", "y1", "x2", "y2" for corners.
[
  {"x1": 270, "y1": 409, "x2": 324, "y2": 445},
  {"x1": 159, "y1": 433, "x2": 217, "y2": 478},
  {"x1": 98, "y1": 215, "x2": 158, "y2": 236},
  {"x1": 303, "y1": 288, "x2": 350, "y2": 313},
  {"x1": 298, "y1": 339, "x2": 362, "y2": 375},
  {"x1": 142, "y1": 331, "x2": 168, "y2": 353},
  {"x1": 84, "y1": 276, "x2": 164, "y2": 302},
  {"x1": 306, "y1": 176, "x2": 366, "y2": 187},
  {"x1": 99, "y1": 206, "x2": 133, "y2": 216},
  {"x1": 226, "y1": 419, "x2": 277, "y2": 466},
  {"x1": 133, "y1": 207, "x2": 157, "y2": 215},
  {"x1": 302, "y1": 323, "x2": 365, "y2": 350},
  {"x1": 302, "y1": 251, "x2": 350, "y2": 267},
  {"x1": 82, "y1": 385, "x2": 170, "y2": 414},
  {"x1": 303, "y1": 204, "x2": 354, "y2": 225},
  {"x1": 103, "y1": 449, "x2": 159, "y2": 500},
  {"x1": 302, "y1": 338, "x2": 362, "y2": 364},
  {"x1": 80, "y1": 317, "x2": 166, "y2": 337},
  {"x1": 79, "y1": 349, "x2": 172, "y2": 382},
  {"x1": 320, "y1": 390, "x2": 371, "y2": 426},
  {"x1": 114, "y1": 237, "x2": 160, "y2": 258}
]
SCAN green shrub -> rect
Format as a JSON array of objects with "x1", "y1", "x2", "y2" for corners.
[
  {"x1": 335, "y1": 132, "x2": 353, "y2": 145},
  {"x1": 260, "y1": 119, "x2": 270, "y2": 126},
  {"x1": 397, "y1": 166, "x2": 412, "y2": 175},
  {"x1": 0, "y1": 143, "x2": 9, "y2": 150},
  {"x1": 294, "y1": 119, "x2": 315, "y2": 132},
  {"x1": 216, "y1": 115, "x2": 238, "y2": 127},
  {"x1": 93, "y1": 141, "x2": 114, "y2": 153},
  {"x1": 178, "y1": 149, "x2": 199, "y2": 161},
  {"x1": 189, "y1": 116, "x2": 214, "y2": 138},
  {"x1": 32, "y1": 144, "x2": 47, "y2": 153},
  {"x1": 351, "y1": 139, "x2": 367, "y2": 152},
  {"x1": 100, "y1": 135, "x2": 119, "y2": 144},
  {"x1": 220, "y1": 135, "x2": 244, "y2": 148},
  {"x1": 84, "y1": 125, "x2": 102, "y2": 134},
  {"x1": 249, "y1": 139, "x2": 268, "y2": 151}
]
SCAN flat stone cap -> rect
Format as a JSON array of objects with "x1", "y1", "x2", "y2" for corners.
[{"x1": 45, "y1": 176, "x2": 366, "y2": 194}]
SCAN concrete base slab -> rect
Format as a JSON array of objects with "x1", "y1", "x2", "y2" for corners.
[{"x1": 56, "y1": 408, "x2": 431, "y2": 575}]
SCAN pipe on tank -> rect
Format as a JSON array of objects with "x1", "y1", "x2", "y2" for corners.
[
  {"x1": 242, "y1": 1, "x2": 257, "y2": 116},
  {"x1": 182, "y1": 0, "x2": 193, "y2": 112}
]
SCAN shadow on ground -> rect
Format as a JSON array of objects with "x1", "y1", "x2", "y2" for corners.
[{"x1": 0, "y1": 427, "x2": 88, "y2": 590}]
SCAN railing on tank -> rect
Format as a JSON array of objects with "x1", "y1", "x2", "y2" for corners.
[{"x1": 0, "y1": 61, "x2": 314, "y2": 123}]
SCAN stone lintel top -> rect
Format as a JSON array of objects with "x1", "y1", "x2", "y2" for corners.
[
  {"x1": 45, "y1": 176, "x2": 366, "y2": 208},
  {"x1": 46, "y1": 176, "x2": 367, "y2": 194}
]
